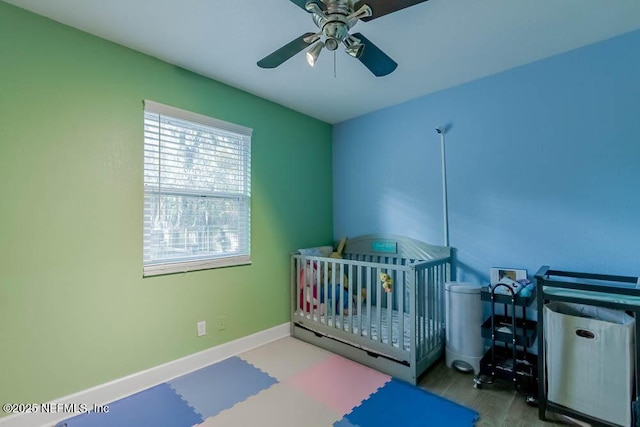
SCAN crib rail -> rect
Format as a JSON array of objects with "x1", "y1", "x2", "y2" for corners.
[
  {"x1": 413, "y1": 259, "x2": 449, "y2": 364},
  {"x1": 290, "y1": 253, "x2": 450, "y2": 366}
]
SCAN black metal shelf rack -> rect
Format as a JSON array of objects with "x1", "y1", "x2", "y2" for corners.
[{"x1": 475, "y1": 283, "x2": 538, "y2": 402}]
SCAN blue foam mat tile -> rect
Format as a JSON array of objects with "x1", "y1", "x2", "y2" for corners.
[
  {"x1": 333, "y1": 418, "x2": 361, "y2": 427},
  {"x1": 340, "y1": 378, "x2": 479, "y2": 427},
  {"x1": 168, "y1": 356, "x2": 278, "y2": 419},
  {"x1": 55, "y1": 383, "x2": 203, "y2": 427}
]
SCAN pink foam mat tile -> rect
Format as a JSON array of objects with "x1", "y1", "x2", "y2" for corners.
[{"x1": 284, "y1": 354, "x2": 391, "y2": 415}]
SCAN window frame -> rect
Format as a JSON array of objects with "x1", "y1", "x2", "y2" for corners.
[{"x1": 142, "y1": 100, "x2": 252, "y2": 277}]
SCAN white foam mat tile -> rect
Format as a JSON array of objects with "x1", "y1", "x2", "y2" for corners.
[
  {"x1": 196, "y1": 382, "x2": 341, "y2": 427},
  {"x1": 239, "y1": 337, "x2": 333, "y2": 381}
]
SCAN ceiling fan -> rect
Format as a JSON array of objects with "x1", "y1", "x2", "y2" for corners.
[{"x1": 257, "y1": 0, "x2": 429, "y2": 77}]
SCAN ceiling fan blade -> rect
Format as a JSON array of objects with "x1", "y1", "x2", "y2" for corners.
[
  {"x1": 354, "y1": 0, "x2": 428, "y2": 21},
  {"x1": 352, "y1": 32, "x2": 397, "y2": 77},
  {"x1": 289, "y1": 0, "x2": 325, "y2": 12},
  {"x1": 257, "y1": 32, "x2": 317, "y2": 69}
]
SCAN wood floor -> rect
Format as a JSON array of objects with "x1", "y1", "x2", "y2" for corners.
[{"x1": 417, "y1": 359, "x2": 588, "y2": 427}]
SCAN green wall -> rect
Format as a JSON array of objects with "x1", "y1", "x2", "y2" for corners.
[{"x1": 0, "y1": 1, "x2": 333, "y2": 410}]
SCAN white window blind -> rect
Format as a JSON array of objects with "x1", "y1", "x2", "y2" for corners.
[{"x1": 143, "y1": 100, "x2": 252, "y2": 276}]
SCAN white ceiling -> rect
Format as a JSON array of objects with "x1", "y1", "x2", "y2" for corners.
[{"x1": 5, "y1": 0, "x2": 640, "y2": 123}]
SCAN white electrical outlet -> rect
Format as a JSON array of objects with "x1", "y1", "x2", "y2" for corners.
[{"x1": 197, "y1": 321, "x2": 206, "y2": 337}]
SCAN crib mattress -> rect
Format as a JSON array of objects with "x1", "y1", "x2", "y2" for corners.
[{"x1": 301, "y1": 307, "x2": 442, "y2": 351}]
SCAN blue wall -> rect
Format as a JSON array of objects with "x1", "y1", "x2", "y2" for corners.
[{"x1": 333, "y1": 29, "x2": 640, "y2": 283}]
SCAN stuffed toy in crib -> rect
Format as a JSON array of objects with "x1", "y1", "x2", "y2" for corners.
[
  {"x1": 299, "y1": 260, "x2": 319, "y2": 313},
  {"x1": 380, "y1": 272, "x2": 393, "y2": 293},
  {"x1": 298, "y1": 246, "x2": 332, "y2": 313},
  {"x1": 328, "y1": 237, "x2": 367, "y2": 310},
  {"x1": 299, "y1": 264, "x2": 352, "y2": 315},
  {"x1": 298, "y1": 237, "x2": 367, "y2": 315},
  {"x1": 319, "y1": 284, "x2": 351, "y2": 315},
  {"x1": 324, "y1": 237, "x2": 354, "y2": 314}
]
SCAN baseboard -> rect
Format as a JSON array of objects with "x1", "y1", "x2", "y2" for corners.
[{"x1": 0, "y1": 323, "x2": 290, "y2": 427}]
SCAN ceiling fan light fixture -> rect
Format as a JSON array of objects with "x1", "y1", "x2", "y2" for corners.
[
  {"x1": 303, "y1": 32, "x2": 321, "y2": 44},
  {"x1": 325, "y1": 38, "x2": 339, "y2": 51},
  {"x1": 306, "y1": 41, "x2": 324, "y2": 66},
  {"x1": 346, "y1": 4, "x2": 372, "y2": 23},
  {"x1": 305, "y1": 1, "x2": 325, "y2": 14},
  {"x1": 343, "y1": 35, "x2": 364, "y2": 58},
  {"x1": 345, "y1": 42, "x2": 364, "y2": 58}
]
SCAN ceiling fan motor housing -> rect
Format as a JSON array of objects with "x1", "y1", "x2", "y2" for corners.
[{"x1": 309, "y1": 0, "x2": 354, "y2": 50}]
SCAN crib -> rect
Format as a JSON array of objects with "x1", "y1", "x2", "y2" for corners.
[{"x1": 290, "y1": 234, "x2": 453, "y2": 384}]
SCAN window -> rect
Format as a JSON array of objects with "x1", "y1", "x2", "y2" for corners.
[{"x1": 143, "y1": 100, "x2": 252, "y2": 276}]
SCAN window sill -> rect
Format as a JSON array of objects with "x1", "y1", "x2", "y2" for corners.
[{"x1": 143, "y1": 255, "x2": 251, "y2": 277}]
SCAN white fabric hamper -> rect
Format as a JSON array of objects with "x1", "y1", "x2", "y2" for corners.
[{"x1": 544, "y1": 301, "x2": 635, "y2": 427}]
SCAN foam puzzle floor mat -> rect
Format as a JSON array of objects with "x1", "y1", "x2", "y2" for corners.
[{"x1": 56, "y1": 337, "x2": 478, "y2": 427}]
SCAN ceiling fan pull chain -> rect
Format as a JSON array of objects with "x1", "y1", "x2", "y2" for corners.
[{"x1": 334, "y1": 50, "x2": 337, "y2": 78}]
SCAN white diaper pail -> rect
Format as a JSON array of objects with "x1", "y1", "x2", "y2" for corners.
[{"x1": 444, "y1": 282, "x2": 484, "y2": 374}]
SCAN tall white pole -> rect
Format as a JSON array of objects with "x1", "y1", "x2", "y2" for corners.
[{"x1": 437, "y1": 127, "x2": 450, "y2": 247}]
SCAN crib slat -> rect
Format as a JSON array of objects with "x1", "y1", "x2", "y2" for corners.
[
  {"x1": 332, "y1": 260, "x2": 345, "y2": 330},
  {"x1": 420, "y1": 266, "x2": 424, "y2": 354},
  {"x1": 420, "y1": 267, "x2": 426, "y2": 356},
  {"x1": 388, "y1": 257, "x2": 398, "y2": 344},
  {"x1": 434, "y1": 264, "x2": 440, "y2": 346},
  {"x1": 431, "y1": 266, "x2": 436, "y2": 351},
  {"x1": 412, "y1": 268, "x2": 417, "y2": 353},
  {"x1": 437, "y1": 264, "x2": 443, "y2": 345},
  {"x1": 438, "y1": 264, "x2": 443, "y2": 347},
  {"x1": 398, "y1": 269, "x2": 405, "y2": 351},
  {"x1": 438, "y1": 265, "x2": 442, "y2": 344},
  {"x1": 365, "y1": 264, "x2": 371, "y2": 338},
  {"x1": 386, "y1": 279, "x2": 392, "y2": 346},
  {"x1": 349, "y1": 263, "x2": 356, "y2": 335},
  {"x1": 416, "y1": 266, "x2": 420, "y2": 354},
  {"x1": 434, "y1": 264, "x2": 447, "y2": 344},
  {"x1": 336, "y1": 263, "x2": 353, "y2": 332},
  {"x1": 428, "y1": 268, "x2": 432, "y2": 355},
  {"x1": 428, "y1": 267, "x2": 433, "y2": 354},
  {"x1": 315, "y1": 260, "x2": 321, "y2": 321},
  {"x1": 295, "y1": 257, "x2": 301, "y2": 316},
  {"x1": 409, "y1": 266, "x2": 417, "y2": 367},
  {"x1": 416, "y1": 268, "x2": 420, "y2": 356},
  {"x1": 376, "y1": 268, "x2": 382, "y2": 344},
  {"x1": 331, "y1": 261, "x2": 336, "y2": 326},
  {"x1": 421, "y1": 267, "x2": 427, "y2": 356},
  {"x1": 299, "y1": 257, "x2": 306, "y2": 318},
  {"x1": 326, "y1": 260, "x2": 332, "y2": 327},
  {"x1": 295, "y1": 257, "x2": 300, "y2": 315},
  {"x1": 432, "y1": 266, "x2": 436, "y2": 353},
  {"x1": 434, "y1": 264, "x2": 440, "y2": 347},
  {"x1": 303, "y1": 257, "x2": 308, "y2": 319}
]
